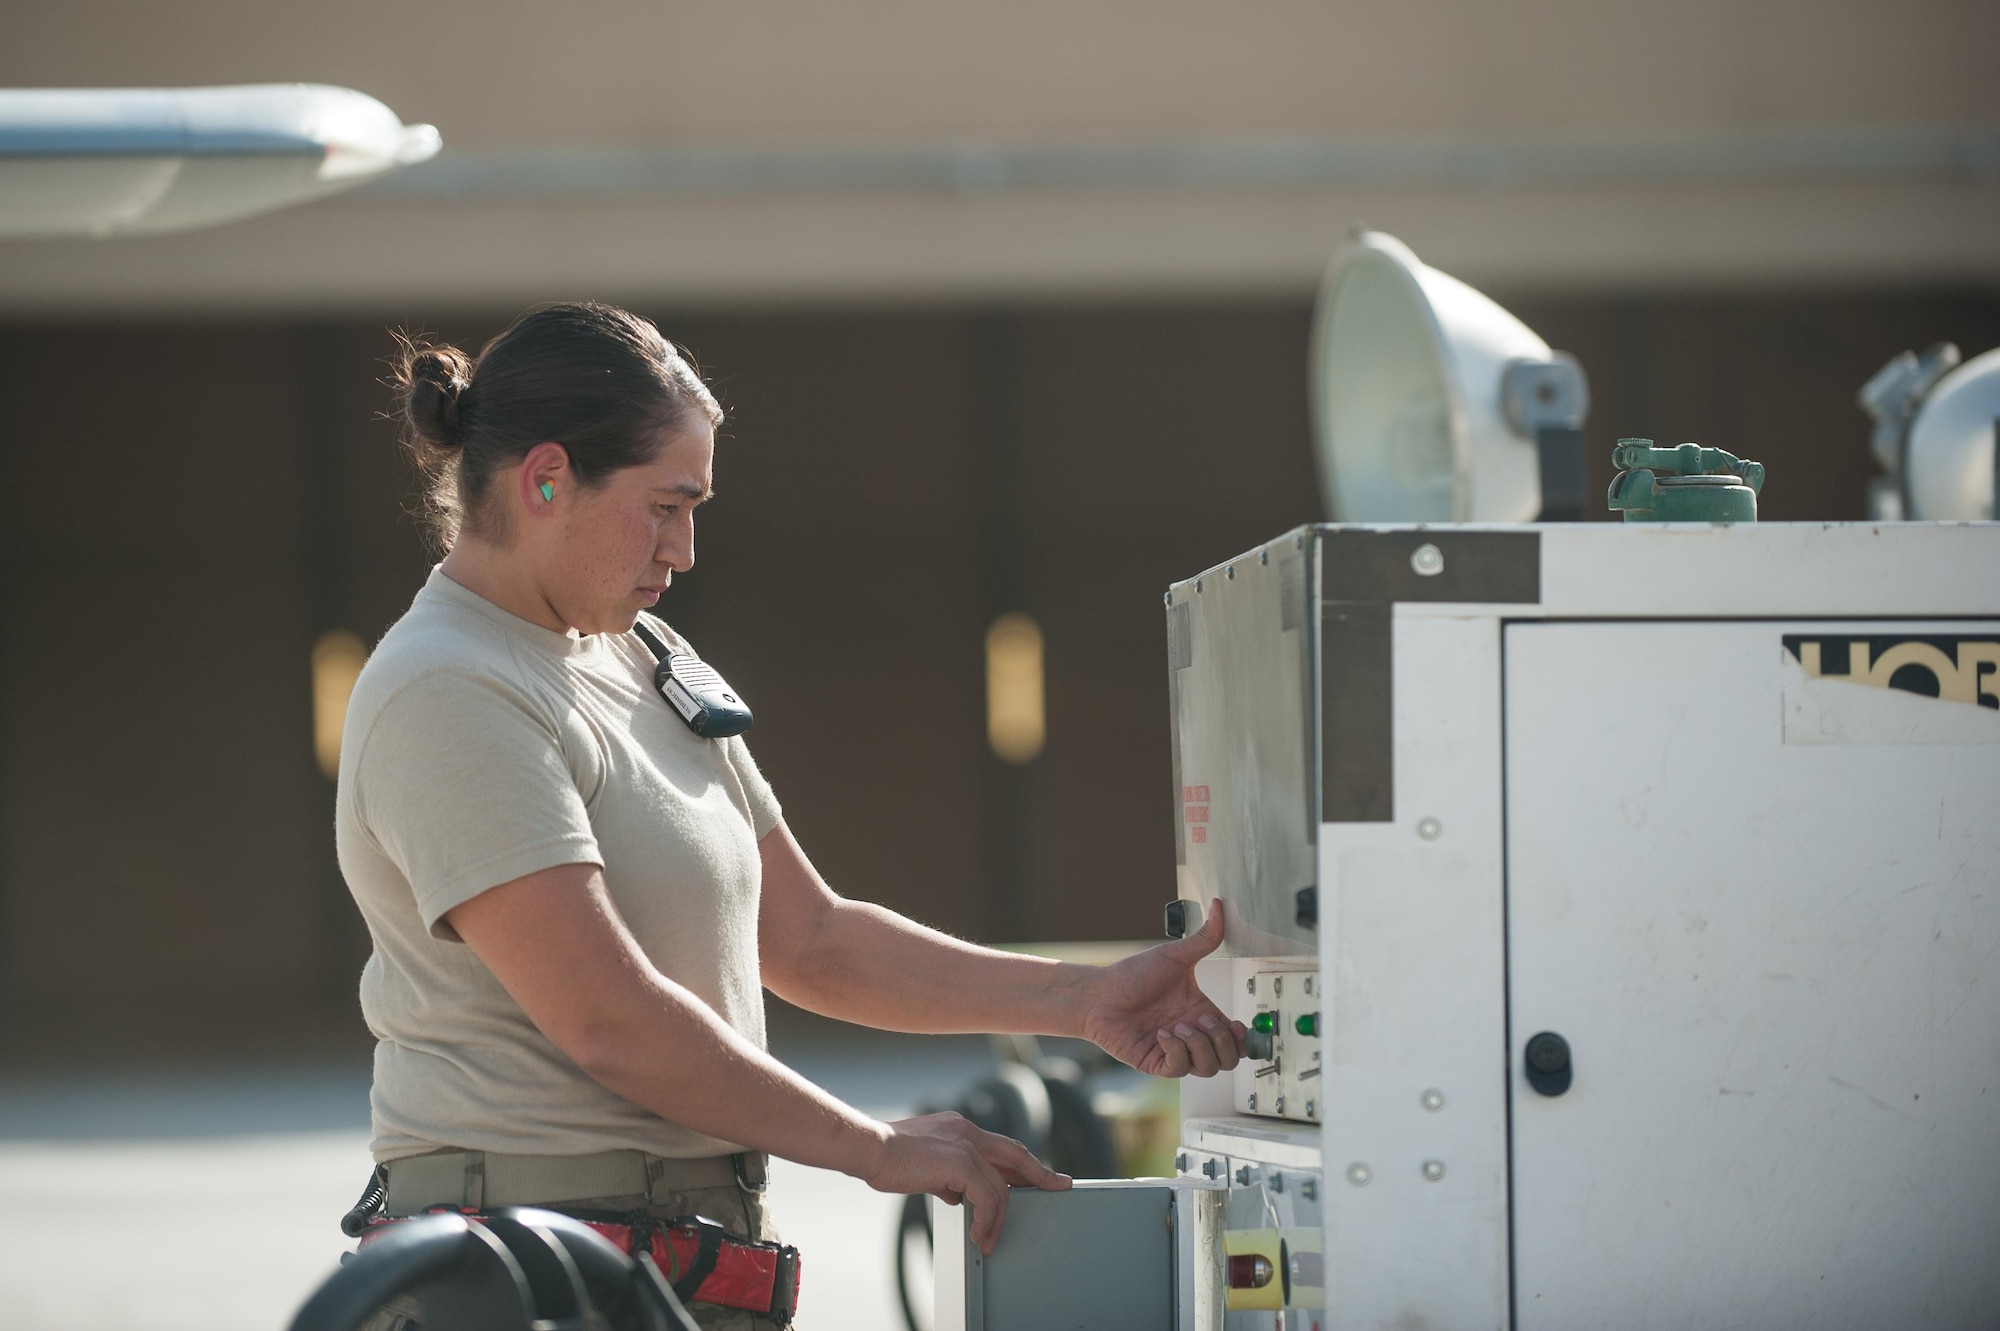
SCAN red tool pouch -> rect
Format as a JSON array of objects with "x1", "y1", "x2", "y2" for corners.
[
  {"x1": 595, "y1": 1215, "x2": 800, "y2": 1322},
  {"x1": 361, "y1": 1210, "x2": 801, "y2": 1325}
]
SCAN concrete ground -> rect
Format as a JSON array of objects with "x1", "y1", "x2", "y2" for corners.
[{"x1": 0, "y1": 1015, "x2": 1004, "y2": 1331}]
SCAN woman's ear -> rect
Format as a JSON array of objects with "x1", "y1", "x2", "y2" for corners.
[{"x1": 519, "y1": 441, "x2": 572, "y2": 511}]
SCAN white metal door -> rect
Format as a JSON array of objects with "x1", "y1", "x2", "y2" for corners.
[{"x1": 1505, "y1": 619, "x2": 2000, "y2": 1330}]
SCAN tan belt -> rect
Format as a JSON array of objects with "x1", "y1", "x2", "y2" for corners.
[{"x1": 383, "y1": 1147, "x2": 768, "y2": 1213}]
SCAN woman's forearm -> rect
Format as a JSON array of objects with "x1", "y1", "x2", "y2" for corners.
[
  {"x1": 575, "y1": 965, "x2": 890, "y2": 1177},
  {"x1": 767, "y1": 896, "x2": 1099, "y2": 1036},
  {"x1": 754, "y1": 826, "x2": 1237, "y2": 1079},
  {"x1": 445, "y1": 861, "x2": 890, "y2": 1178}
]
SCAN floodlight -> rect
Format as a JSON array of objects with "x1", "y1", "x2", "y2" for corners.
[
  {"x1": 0, "y1": 84, "x2": 440, "y2": 238},
  {"x1": 1859, "y1": 343, "x2": 1999, "y2": 521},
  {"x1": 1309, "y1": 230, "x2": 1589, "y2": 523}
]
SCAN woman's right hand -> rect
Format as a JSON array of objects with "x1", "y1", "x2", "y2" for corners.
[{"x1": 862, "y1": 1111, "x2": 1071, "y2": 1255}]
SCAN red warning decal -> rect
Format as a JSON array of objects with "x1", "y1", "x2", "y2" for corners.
[{"x1": 1183, "y1": 784, "x2": 1210, "y2": 844}]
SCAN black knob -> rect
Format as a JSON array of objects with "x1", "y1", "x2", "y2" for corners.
[
  {"x1": 1524, "y1": 1031, "x2": 1572, "y2": 1096},
  {"x1": 1164, "y1": 899, "x2": 1201, "y2": 939},
  {"x1": 1244, "y1": 1029, "x2": 1274, "y2": 1061}
]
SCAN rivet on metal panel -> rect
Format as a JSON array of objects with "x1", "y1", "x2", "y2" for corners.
[
  {"x1": 1235, "y1": 1164, "x2": 1256, "y2": 1186},
  {"x1": 1269, "y1": 1172, "x2": 1285, "y2": 1193},
  {"x1": 1274, "y1": 976, "x2": 1284, "y2": 996},
  {"x1": 1274, "y1": 1096, "x2": 1286, "y2": 1115},
  {"x1": 1176, "y1": 1151, "x2": 1190, "y2": 1172},
  {"x1": 1418, "y1": 817, "x2": 1443, "y2": 841},
  {"x1": 1306, "y1": 1099, "x2": 1317, "y2": 1119},
  {"x1": 1422, "y1": 1089, "x2": 1446, "y2": 1112},
  {"x1": 1346, "y1": 1163, "x2": 1372, "y2": 1187},
  {"x1": 1195, "y1": 578, "x2": 1204, "y2": 593},
  {"x1": 1247, "y1": 977, "x2": 1256, "y2": 994},
  {"x1": 1422, "y1": 1160, "x2": 1447, "y2": 1182},
  {"x1": 1303, "y1": 976, "x2": 1313, "y2": 995},
  {"x1": 1163, "y1": 591, "x2": 1172, "y2": 606},
  {"x1": 1301, "y1": 1178, "x2": 1318, "y2": 1201},
  {"x1": 1226, "y1": 564, "x2": 1236, "y2": 580},
  {"x1": 1259, "y1": 549, "x2": 1270, "y2": 565},
  {"x1": 1203, "y1": 1157, "x2": 1222, "y2": 1179},
  {"x1": 1411, "y1": 542, "x2": 1445, "y2": 576},
  {"x1": 1293, "y1": 534, "x2": 1303, "y2": 549},
  {"x1": 1248, "y1": 1092, "x2": 1258, "y2": 1111}
]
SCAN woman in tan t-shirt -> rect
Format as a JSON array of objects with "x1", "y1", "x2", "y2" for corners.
[{"x1": 346, "y1": 302, "x2": 1244, "y2": 1330}]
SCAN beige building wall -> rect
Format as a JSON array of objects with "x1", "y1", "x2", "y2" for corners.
[
  {"x1": 2, "y1": 3, "x2": 1996, "y2": 1048},
  {"x1": 2, "y1": 0, "x2": 1996, "y2": 310}
]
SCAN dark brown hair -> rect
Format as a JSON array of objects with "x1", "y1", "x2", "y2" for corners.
[{"x1": 392, "y1": 301, "x2": 722, "y2": 551}]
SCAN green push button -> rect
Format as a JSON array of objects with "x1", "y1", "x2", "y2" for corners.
[
  {"x1": 1251, "y1": 1011, "x2": 1276, "y2": 1035},
  {"x1": 1295, "y1": 1012, "x2": 1319, "y2": 1037}
]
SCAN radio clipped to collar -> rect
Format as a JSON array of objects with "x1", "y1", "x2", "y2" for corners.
[{"x1": 631, "y1": 619, "x2": 754, "y2": 739}]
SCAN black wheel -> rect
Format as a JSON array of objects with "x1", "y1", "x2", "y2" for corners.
[
  {"x1": 288, "y1": 1210, "x2": 698, "y2": 1331},
  {"x1": 1039, "y1": 1063, "x2": 1119, "y2": 1179},
  {"x1": 954, "y1": 1063, "x2": 1051, "y2": 1160}
]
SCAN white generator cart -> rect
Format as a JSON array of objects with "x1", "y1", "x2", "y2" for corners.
[{"x1": 938, "y1": 519, "x2": 2000, "y2": 1331}]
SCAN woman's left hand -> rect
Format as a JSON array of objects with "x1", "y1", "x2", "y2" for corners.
[{"x1": 1079, "y1": 901, "x2": 1246, "y2": 1077}]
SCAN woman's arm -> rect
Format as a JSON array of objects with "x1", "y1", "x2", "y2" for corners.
[
  {"x1": 757, "y1": 822, "x2": 1244, "y2": 1077},
  {"x1": 444, "y1": 861, "x2": 1066, "y2": 1253}
]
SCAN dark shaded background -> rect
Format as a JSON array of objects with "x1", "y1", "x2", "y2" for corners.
[{"x1": 2, "y1": 286, "x2": 1996, "y2": 1057}]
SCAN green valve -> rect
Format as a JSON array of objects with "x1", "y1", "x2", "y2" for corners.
[
  {"x1": 1251, "y1": 1011, "x2": 1276, "y2": 1035},
  {"x1": 1295, "y1": 1012, "x2": 1319, "y2": 1037},
  {"x1": 1606, "y1": 439, "x2": 1764, "y2": 523}
]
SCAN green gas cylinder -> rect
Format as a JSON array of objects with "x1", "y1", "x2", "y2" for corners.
[{"x1": 1606, "y1": 439, "x2": 1765, "y2": 523}]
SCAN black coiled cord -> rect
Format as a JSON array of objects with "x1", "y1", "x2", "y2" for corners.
[{"x1": 339, "y1": 1164, "x2": 389, "y2": 1238}]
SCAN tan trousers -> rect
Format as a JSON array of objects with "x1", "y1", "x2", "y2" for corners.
[{"x1": 359, "y1": 1149, "x2": 788, "y2": 1331}]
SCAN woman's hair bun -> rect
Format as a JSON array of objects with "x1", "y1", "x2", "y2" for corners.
[{"x1": 395, "y1": 338, "x2": 474, "y2": 454}]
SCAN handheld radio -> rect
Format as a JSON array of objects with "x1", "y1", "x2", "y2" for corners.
[{"x1": 630, "y1": 619, "x2": 754, "y2": 739}]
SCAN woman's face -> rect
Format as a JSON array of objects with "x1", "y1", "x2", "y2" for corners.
[{"x1": 544, "y1": 422, "x2": 716, "y2": 635}]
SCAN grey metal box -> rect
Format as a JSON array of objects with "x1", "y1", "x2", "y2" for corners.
[{"x1": 934, "y1": 1179, "x2": 1224, "y2": 1331}]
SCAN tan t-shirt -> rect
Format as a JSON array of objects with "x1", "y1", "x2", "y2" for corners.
[{"x1": 336, "y1": 569, "x2": 782, "y2": 1162}]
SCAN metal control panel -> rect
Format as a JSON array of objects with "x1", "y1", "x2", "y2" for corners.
[
  {"x1": 1233, "y1": 968, "x2": 1322, "y2": 1123},
  {"x1": 1178, "y1": 1115, "x2": 1327, "y2": 1326}
]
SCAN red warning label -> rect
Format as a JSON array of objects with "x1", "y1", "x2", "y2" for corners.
[{"x1": 1183, "y1": 785, "x2": 1210, "y2": 844}]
